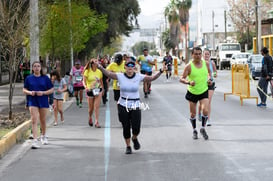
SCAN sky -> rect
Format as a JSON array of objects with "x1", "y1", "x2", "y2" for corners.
[
  {"x1": 122, "y1": 0, "x2": 170, "y2": 51},
  {"x1": 122, "y1": 0, "x2": 231, "y2": 51}
]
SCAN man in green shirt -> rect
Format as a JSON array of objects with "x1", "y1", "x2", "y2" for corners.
[{"x1": 180, "y1": 47, "x2": 212, "y2": 140}]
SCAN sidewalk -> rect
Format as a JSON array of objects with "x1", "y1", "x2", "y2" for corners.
[{"x1": 0, "y1": 82, "x2": 25, "y2": 113}]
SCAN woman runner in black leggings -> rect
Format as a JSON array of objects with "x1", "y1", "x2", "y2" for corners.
[{"x1": 97, "y1": 56, "x2": 166, "y2": 154}]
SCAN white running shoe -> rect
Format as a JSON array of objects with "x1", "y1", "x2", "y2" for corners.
[
  {"x1": 207, "y1": 120, "x2": 211, "y2": 126},
  {"x1": 41, "y1": 135, "x2": 49, "y2": 145},
  {"x1": 31, "y1": 139, "x2": 40, "y2": 149}
]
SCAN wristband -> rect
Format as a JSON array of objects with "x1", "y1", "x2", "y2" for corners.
[{"x1": 159, "y1": 68, "x2": 163, "y2": 73}]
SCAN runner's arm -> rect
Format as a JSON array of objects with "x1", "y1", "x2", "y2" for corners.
[
  {"x1": 180, "y1": 63, "x2": 192, "y2": 85},
  {"x1": 97, "y1": 64, "x2": 118, "y2": 80}
]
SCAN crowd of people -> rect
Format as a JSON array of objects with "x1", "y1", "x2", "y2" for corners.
[{"x1": 26, "y1": 46, "x2": 273, "y2": 154}]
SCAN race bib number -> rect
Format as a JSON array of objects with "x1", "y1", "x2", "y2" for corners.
[
  {"x1": 92, "y1": 88, "x2": 100, "y2": 96},
  {"x1": 75, "y1": 75, "x2": 82, "y2": 82}
]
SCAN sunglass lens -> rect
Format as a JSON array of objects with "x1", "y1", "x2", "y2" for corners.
[{"x1": 126, "y1": 63, "x2": 135, "y2": 67}]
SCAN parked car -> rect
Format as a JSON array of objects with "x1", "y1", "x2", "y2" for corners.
[
  {"x1": 230, "y1": 52, "x2": 251, "y2": 65},
  {"x1": 247, "y1": 54, "x2": 263, "y2": 80}
]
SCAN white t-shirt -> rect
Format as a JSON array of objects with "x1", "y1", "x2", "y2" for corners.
[{"x1": 116, "y1": 73, "x2": 145, "y2": 109}]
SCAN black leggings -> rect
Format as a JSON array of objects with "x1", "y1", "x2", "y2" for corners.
[{"x1": 118, "y1": 104, "x2": 141, "y2": 139}]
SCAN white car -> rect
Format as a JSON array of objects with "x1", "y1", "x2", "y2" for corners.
[{"x1": 230, "y1": 52, "x2": 251, "y2": 65}]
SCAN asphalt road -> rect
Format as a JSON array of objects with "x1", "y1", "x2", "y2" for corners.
[{"x1": 1, "y1": 70, "x2": 273, "y2": 181}]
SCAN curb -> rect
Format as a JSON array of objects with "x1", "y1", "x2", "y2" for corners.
[
  {"x1": 0, "y1": 92, "x2": 73, "y2": 159},
  {"x1": 0, "y1": 120, "x2": 31, "y2": 158}
]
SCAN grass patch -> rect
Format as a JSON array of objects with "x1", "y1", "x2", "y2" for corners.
[{"x1": 0, "y1": 128, "x2": 13, "y2": 139}]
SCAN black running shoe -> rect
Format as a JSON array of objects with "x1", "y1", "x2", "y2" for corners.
[
  {"x1": 132, "y1": 138, "x2": 141, "y2": 150},
  {"x1": 193, "y1": 130, "x2": 198, "y2": 140},
  {"x1": 125, "y1": 146, "x2": 132, "y2": 154},
  {"x1": 200, "y1": 128, "x2": 209, "y2": 140}
]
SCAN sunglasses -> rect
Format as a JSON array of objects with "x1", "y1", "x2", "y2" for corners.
[{"x1": 126, "y1": 62, "x2": 135, "y2": 68}]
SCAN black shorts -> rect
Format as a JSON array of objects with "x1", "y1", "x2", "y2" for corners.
[
  {"x1": 86, "y1": 88, "x2": 102, "y2": 97},
  {"x1": 73, "y1": 86, "x2": 85, "y2": 91},
  {"x1": 167, "y1": 65, "x2": 172, "y2": 71},
  {"x1": 185, "y1": 90, "x2": 208, "y2": 103},
  {"x1": 208, "y1": 82, "x2": 215, "y2": 90},
  {"x1": 140, "y1": 70, "x2": 152, "y2": 76},
  {"x1": 113, "y1": 90, "x2": 120, "y2": 101}
]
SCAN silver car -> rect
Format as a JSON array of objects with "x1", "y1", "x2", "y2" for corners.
[{"x1": 247, "y1": 54, "x2": 263, "y2": 80}]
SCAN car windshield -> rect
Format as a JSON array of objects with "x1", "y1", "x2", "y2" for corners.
[
  {"x1": 237, "y1": 54, "x2": 249, "y2": 59},
  {"x1": 252, "y1": 56, "x2": 263, "y2": 63},
  {"x1": 221, "y1": 44, "x2": 240, "y2": 51}
]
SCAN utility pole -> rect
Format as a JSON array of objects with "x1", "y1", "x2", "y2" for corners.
[
  {"x1": 224, "y1": 10, "x2": 227, "y2": 41},
  {"x1": 255, "y1": 0, "x2": 262, "y2": 53},
  {"x1": 257, "y1": 0, "x2": 262, "y2": 52},
  {"x1": 30, "y1": 0, "x2": 39, "y2": 71},
  {"x1": 68, "y1": 0, "x2": 74, "y2": 68},
  {"x1": 212, "y1": 10, "x2": 215, "y2": 53}
]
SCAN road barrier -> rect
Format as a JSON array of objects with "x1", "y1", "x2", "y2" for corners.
[
  {"x1": 224, "y1": 64, "x2": 258, "y2": 106},
  {"x1": 173, "y1": 58, "x2": 178, "y2": 77}
]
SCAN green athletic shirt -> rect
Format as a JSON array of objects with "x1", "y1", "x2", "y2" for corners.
[{"x1": 188, "y1": 60, "x2": 208, "y2": 95}]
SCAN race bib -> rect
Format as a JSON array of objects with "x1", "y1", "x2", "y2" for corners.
[
  {"x1": 75, "y1": 75, "x2": 82, "y2": 82},
  {"x1": 92, "y1": 88, "x2": 100, "y2": 96}
]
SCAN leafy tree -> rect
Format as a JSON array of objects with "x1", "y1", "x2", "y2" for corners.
[
  {"x1": 175, "y1": 0, "x2": 192, "y2": 62},
  {"x1": 227, "y1": 0, "x2": 271, "y2": 51},
  {"x1": 131, "y1": 41, "x2": 156, "y2": 56},
  {"x1": 84, "y1": 0, "x2": 140, "y2": 56},
  {"x1": 0, "y1": 1, "x2": 29, "y2": 119},
  {"x1": 161, "y1": 29, "x2": 175, "y2": 52},
  {"x1": 40, "y1": 1, "x2": 108, "y2": 61},
  {"x1": 164, "y1": 1, "x2": 180, "y2": 56}
]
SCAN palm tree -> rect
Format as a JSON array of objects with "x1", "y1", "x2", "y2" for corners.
[
  {"x1": 175, "y1": 0, "x2": 192, "y2": 63},
  {"x1": 164, "y1": 0, "x2": 180, "y2": 56}
]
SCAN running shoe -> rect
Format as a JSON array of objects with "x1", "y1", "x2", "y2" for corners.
[
  {"x1": 79, "y1": 103, "x2": 82, "y2": 108},
  {"x1": 207, "y1": 120, "x2": 211, "y2": 126},
  {"x1": 125, "y1": 146, "x2": 132, "y2": 154},
  {"x1": 31, "y1": 139, "x2": 40, "y2": 149},
  {"x1": 144, "y1": 94, "x2": 148, "y2": 98},
  {"x1": 257, "y1": 103, "x2": 266, "y2": 107},
  {"x1": 200, "y1": 128, "x2": 209, "y2": 140},
  {"x1": 29, "y1": 134, "x2": 33, "y2": 139},
  {"x1": 132, "y1": 138, "x2": 141, "y2": 150},
  {"x1": 192, "y1": 130, "x2": 198, "y2": 140},
  {"x1": 88, "y1": 118, "x2": 93, "y2": 127},
  {"x1": 41, "y1": 135, "x2": 49, "y2": 145},
  {"x1": 54, "y1": 122, "x2": 58, "y2": 126},
  {"x1": 76, "y1": 99, "x2": 79, "y2": 106}
]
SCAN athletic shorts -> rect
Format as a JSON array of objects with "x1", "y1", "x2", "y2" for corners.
[
  {"x1": 140, "y1": 70, "x2": 152, "y2": 76},
  {"x1": 208, "y1": 82, "x2": 215, "y2": 90},
  {"x1": 86, "y1": 88, "x2": 102, "y2": 97},
  {"x1": 113, "y1": 90, "x2": 120, "y2": 101},
  {"x1": 185, "y1": 90, "x2": 208, "y2": 103},
  {"x1": 73, "y1": 86, "x2": 85, "y2": 91}
]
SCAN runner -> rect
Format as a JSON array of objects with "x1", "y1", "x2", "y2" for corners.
[
  {"x1": 197, "y1": 49, "x2": 217, "y2": 126},
  {"x1": 106, "y1": 54, "x2": 125, "y2": 102},
  {"x1": 180, "y1": 47, "x2": 212, "y2": 140},
  {"x1": 137, "y1": 48, "x2": 155, "y2": 98},
  {"x1": 162, "y1": 51, "x2": 173, "y2": 81},
  {"x1": 83, "y1": 58, "x2": 104, "y2": 128},
  {"x1": 23, "y1": 61, "x2": 53, "y2": 149},
  {"x1": 70, "y1": 60, "x2": 85, "y2": 108},
  {"x1": 50, "y1": 70, "x2": 67, "y2": 126},
  {"x1": 96, "y1": 57, "x2": 166, "y2": 154}
]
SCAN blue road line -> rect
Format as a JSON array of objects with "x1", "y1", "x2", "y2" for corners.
[{"x1": 104, "y1": 93, "x2": 111, "y2": 181}]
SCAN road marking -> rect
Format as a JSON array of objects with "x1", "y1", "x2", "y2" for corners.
[{"x1": 104, "y1": 93, "x2": 111, "y2": 181}]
